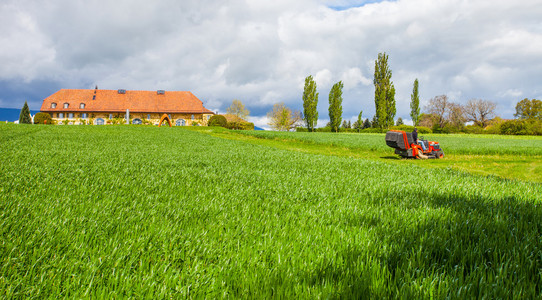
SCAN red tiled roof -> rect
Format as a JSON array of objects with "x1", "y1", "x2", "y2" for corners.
[{"x1": 40, "y1": 89, "x2": 214, "y2": 114}]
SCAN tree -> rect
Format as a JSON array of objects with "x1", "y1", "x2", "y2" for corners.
[
  {"x1": 226, "y1": 99, "x2": 249, "y2": 121},
  {"x1": 396, "y1": 117, "x2": 404, "y2": 126},
  {"x1": 447, "y1": 102, "x2": 465, "y2": 129},
  {"x1": 371, "y1": 115, "x2": 378, "y2": 128},
  {"x1": 352, "y1": 120, "x2": 361, "y2": 130},
  {"x1": 464, "y1": 99, "x2": 497, "y2": 127},
  {"x1": 302, "y1": 75, "x2": 319, "y2": 132},
  {"x1": 328, "y1": 81, "x2": 344, "y2": 132},
  {"x1": 19, "y1": 101, "x2": 31, "y2": 124},
  {"x1": 373, "y1": 52, "x2": 396, "y2": 129},
  {"x1": 356, "y1": 111, "x2": 362, "y2": 132},
  {"x1": 363, "y1": 118, "x2": 371, "y2": 129},
  {"x1": 514, "y1": 98, "x2": 542, "y2": 120},
  {"x1": 425, "y1": 95, "x2": 449, "y2": 128},
  {"x1": 33, "y1": 112, "x2": 53, "y2": 124},
  {"x1": 208, "y1": 115, "x2": 227, "y2": 127},
  {"x1": 267, "y1": 102, "x2": 302, "y2": 131},
  {"x1": 410, "y1": 79, "x2": 420, "y2": 126},
  {"x1": 418, "y1": 113, "x2": 435, "y2": 128}
]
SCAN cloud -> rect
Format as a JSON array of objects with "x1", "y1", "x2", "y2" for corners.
[{"x1": 1, "y1": 0, "x2": 542, "y2": 122}]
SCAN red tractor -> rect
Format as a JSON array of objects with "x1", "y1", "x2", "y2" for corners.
[{"x1": 385, "y1": 130, "x2": 444, "y2": 159}]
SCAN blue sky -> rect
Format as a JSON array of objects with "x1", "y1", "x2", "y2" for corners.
[{"x1": 1, "y1": 0, "x2": 541, "y2": 128}]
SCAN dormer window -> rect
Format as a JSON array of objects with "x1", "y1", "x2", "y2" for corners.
[
  {"x1": 80, "y1": 103, "x2": 85, "y2": 109},
  {"x1": 63, "y1": 103, "x2": 69, "y2": 109},
  {"x1": 51, "y1": 103, "x2": 57, "y2": 108}
]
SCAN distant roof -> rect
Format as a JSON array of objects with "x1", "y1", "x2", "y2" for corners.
[{"x1": 40, "y1": 89, "x2": 214, "y2": 114}]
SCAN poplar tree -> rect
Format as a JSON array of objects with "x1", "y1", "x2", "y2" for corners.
[
  {"x1": 302, "y1": 75, "x2": 319, "y2": 132},
  {"x1": 357, "y1": 110, "x2": 363, "y2": 132},
  {"x1": 410, "y1": 79, "x2": 420, "y2": 126},
  {"x1": 373, "y1": 52, "x2": 396, "y2": 129},
  {"x1": 19, "y1": 101, "x2": 32, "y2": 124},
  {"x1": 328, "y1": 81, "x2": 344, "y2": 133}
]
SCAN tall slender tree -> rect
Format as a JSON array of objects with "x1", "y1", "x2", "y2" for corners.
[
  {"x1": 357, "y1": 110, "x2": 363, "y2": 132},
  {"x1": 328, "y1": 81, "x2": 344, "y2": 133},
  {"x1": 410, "y1": 79, "x2": 420, "y2": 126},
  {"x1": 19, "y1": 101, "x2": 31, "y2": 124},
  {"x1": 302, "y1": 75, "x2": 319, "y2": 132},
  {"x1": 373, "y1": 52, "x2": 396, "y2": 129}
]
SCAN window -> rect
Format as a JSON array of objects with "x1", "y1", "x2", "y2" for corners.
[
  {"x1": 175, "y1": 119, "x2": 185, "y2": 126},
  {"x1": 68, "y1": 113, "x2": 74, "y2": 119},
  {"x1": 132, "y1": 118, "x2": 142, "y2": 125},
  {"x1": 207, "y1": 115, "x2": 211, "y2": 120},
  {"x1": 109, "y1": 114, "x2": 113, "y2": 119},
  {"x1": 147, "y1": 114, "x2": 151, "y2": 120},
  {"x1": 58, "y1": 113, "x2": 64, "y2": 119},
  {"x1": 80, "y1": 103, "x2": 85, "y2": 109},
  {"x1": 81, "y1": 113, "x2": 88, "y2": 119},
  {"x1": 168, "y1": 114, "x2": 172, "y2": 120},
  {"x1": 51, "y1": 103, "x2": 57, "y2": 108},
  {"x1": 92, "y1": 95, "x2": 96, "y2": 100},
  {"x1": 191, "y1": 114, "x2": 194, "y2": 120},
  {"x1": 63, "y1": 103, "x2": 69, "y2": 109},
  {"x1": 96, "y1": 118, "x2": 105, "y2": 125}
]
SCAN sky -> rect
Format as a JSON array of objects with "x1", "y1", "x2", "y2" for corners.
[{"x1": 1, "y1": 0, "x2": 542, "y2": 128}]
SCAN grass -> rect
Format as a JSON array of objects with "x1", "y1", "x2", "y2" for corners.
[
  {"x1": 1, "y1": 124, "x2": 541, "y2": 298},
  {"x1": 210, "y1": 129, "x2": 542, "y2": 183}
]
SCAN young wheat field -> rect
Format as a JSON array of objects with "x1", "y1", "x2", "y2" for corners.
[{"x1": 1, "y1": 124, "x2": 541, "y2": 298}]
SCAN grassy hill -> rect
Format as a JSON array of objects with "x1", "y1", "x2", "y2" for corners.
[{"x1": 1, "y1": 124, "x2": 541, "y2": 298}]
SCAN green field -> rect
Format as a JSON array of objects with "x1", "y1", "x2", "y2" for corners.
[
  {"x1": 1, "y1": 124, "x2": 541, "y2": 298},
  {"x1": 220, "y1": 129, "x2": 542, "y2": 183}
]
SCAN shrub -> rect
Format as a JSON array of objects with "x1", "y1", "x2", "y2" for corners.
[
  {"x1": 33, "y1": 112, "x2": 53, "y2": 125},
  {"x1": 226, "y1": 121, "x2": 254, "y2": 130},
  {"x1": 208, "y1": 115, "x2": 228, "y2": 127},
  {"x1": 390, "y1": 125, "x2": 432, "y2": 134},
  {"x1": 500, "y1": 120, "x2": 542, "y2": 135}
]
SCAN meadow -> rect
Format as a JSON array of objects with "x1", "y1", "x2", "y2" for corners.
[
  {"x1": 1, "y1": 124, "x2": 541, "y2": 298},
  {"x1": 225, "y1": 129, "x2": 542, "y2": 183}
]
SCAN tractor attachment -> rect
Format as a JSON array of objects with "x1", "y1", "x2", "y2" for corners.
[{"x1": 385, "y1": 130, "x2": 444, "y2": 159}]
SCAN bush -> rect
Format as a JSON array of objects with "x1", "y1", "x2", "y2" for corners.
[
  {"x1": 499, "y1": 120, "x2": 542, "y2": 135},
  {"x1": 33, "y1": 112, "x2": 53, "y2": 124},
  {"x1": 390, "y1": 125, "x2": 432, "y2": 134},
  {"x1": 226, "y1": 121, "x2": 254, "y2": 130},
  {"x1": 208, "y1": 115, "x2": 227, "y2": 127}
]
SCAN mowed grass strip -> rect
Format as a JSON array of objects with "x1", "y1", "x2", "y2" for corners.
[
  {"x1": 217, "y1": 129, "x2": 542, "y2": 182},
  {"x1": 0, "y1": 124, "x2": 541, "y2": 298}
]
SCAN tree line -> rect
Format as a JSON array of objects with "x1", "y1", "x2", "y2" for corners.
[{"x1": 266, "y1": 52, "x2": 541, "y2": 135}]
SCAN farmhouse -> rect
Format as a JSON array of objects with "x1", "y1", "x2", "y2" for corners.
[{"x1": 39, "y1": 88, "x2": 214, "y2": 125}]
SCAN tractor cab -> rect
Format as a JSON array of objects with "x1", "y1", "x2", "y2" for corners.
[{"x1": 385, "y1": 130, "x2": 444, "y2": 159}]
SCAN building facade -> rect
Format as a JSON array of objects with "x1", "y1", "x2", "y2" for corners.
[{"x1": 40, "y1": 88, "x2": 214, "y2": 125}]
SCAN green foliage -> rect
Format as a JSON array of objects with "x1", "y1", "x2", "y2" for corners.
[
  {"x1": 227, "y1": 99, "x2": 250, "y2": 121},
  {"x1": 410, "y1": 78, "x2": 420, "y2": 126},
  {"x1": 499, "y1": 119, "x2": 542, "y2": 135},
  {"x1": 33, "y1": 112, "x2": 53, "y2": 125},
  {"x1": 390, "y1": 125, "x2": 432, "y2": 134},
  {"x1": 302, "y1": 75, "x2": 319, "y2": 132},
  {"x1": 395, "y1": 117, "x2": 404, "y2": 126},
  {"x1": 226, "y1": 121, "x2": 254, "y2": 130},
  {"x1": 19, "y1": 101, "x2": 32, "y2": 124},
  {"x1": 514, "y1": 98, "x2": 542, "y2": 120},
  {"x1": 328, "y1": 81, "x2": 344, "y2": 133},
  {"x1": 363, "y1": 118, "x2": 371, "y2": 129},
  {"x1": 208, "y1": 115, "x2": 228, "y2": 127},
  {"x1": 356, "y1": 111, "x2": 363, "y2": 132},
  {"x1": 374, "y1": 52, "x2": 396, "y2": 129}
]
